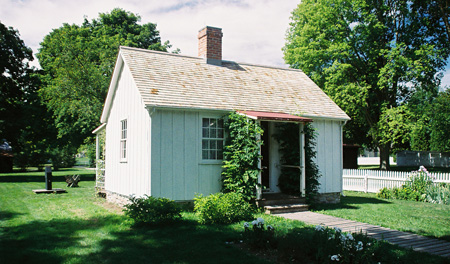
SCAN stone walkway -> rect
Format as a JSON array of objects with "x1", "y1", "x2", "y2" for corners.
[{"x1": 276, "y1": 211, "x2": 450, "y2": 259}]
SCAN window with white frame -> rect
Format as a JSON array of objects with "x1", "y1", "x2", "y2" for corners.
[
  {"x1": 120, "y1": 119, "x2": 127, "y2": 161},
  {"x1": 202, "y1": 118, "x2": 224, "y2": 160}
]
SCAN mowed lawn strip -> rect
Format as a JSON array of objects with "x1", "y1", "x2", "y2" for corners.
[{"x1": 312, "y1": 191, "x2": 450, "y2": 242}]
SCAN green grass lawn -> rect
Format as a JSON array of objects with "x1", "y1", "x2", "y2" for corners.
[
  {"x1": 0, "y1": 169, "x2": 284, "y2": 263},
  {"x1": 75, "y1": 156, "x2": 90, "y2": 167},
  {"x1": 1, "y1": 170, "x2": 449, "y2": 263},
  {"x1": 312, "y1": 191, "x2": 450, "y2": 242}
]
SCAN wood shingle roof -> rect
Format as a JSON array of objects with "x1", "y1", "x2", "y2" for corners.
[{"x1": 115, "y1": 46, "x2": 349, "y2": 120}]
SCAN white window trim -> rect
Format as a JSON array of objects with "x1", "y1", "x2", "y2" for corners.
[{"x1": 199, "y1": 115, "x2": 225, "y2": 164}]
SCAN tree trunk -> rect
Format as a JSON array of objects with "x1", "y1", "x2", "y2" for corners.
[{"x1": 379, "y1": 144, "x2": 391, "y2": 170}]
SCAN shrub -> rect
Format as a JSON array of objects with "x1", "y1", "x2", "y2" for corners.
[
  {"x1": 376, "y1": 166, "x2": 435, "y2": 202},
  {"x1": 401, "y1": 166, "x2": 433, "y2": 201},
  {"x1": 222, "y1": 112, "x2": 263, "y2": 201},
  {"x1": 243, "y1": 218, "x2": 276, "y2": 249},
  {"x1": 376, "y1": 187, "x2": 393, "y2": 199},
  {"x1": 123, "y1": 195, "x2": 181, "y2": 225},
  {"x1": 426, "y1": 183, "x2": 450, "y2": 205},
  {"x1": 194, "y1": 192, "x2": 254, "y2": 224},
  {"x1": 278, "y1": 225, "x2": 382, "y2": 264}
]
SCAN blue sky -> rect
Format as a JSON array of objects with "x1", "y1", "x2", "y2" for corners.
[{"x1": 1, "y1": 0, "x2": 449, "y2": 89}]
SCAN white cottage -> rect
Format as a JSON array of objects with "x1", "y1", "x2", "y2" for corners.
[{"x1": 94, "y1": 26, "x2": 350, "y2": 206}]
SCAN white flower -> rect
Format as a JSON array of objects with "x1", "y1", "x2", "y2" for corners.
[
  {"x1": 267, "y1": 225, "x2": 274, "y2": 231},
  {"x1": 334, "y1": 227, "x2": 342, "y2": 233},
  {"x1": 331, "y1": 254, "x2": 340, "y2": 261},
  {"x1": 315, "y1": 225, "x2": 325, "y2": 232},
  {"x1": 356, "y1": 241, "x2": 364, "y2": 251},
  {"x1": 244, "y1": 222, "x2": 249, "y2": 228},
  {"x1": 346, "y1": 233, "x2": 354, "y2": 241},
  {"x1": 256, "y1": 217, "x2": 264, "y2": 224},
  {"x1": 251, "y1": 220, "x2": 257, "y2": 226}
]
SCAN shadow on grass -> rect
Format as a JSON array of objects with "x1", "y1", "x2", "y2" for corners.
[
  {"x1": 0, "y1": 211, "x2": 22, "y2": 221},
  {"x1": 0, "y1": 215, "x2": 266, "y2": 264},
  {"x1": 0, "y1": 215, "x2": 124, "y2": 264},
  {"x1": 0, "y1": 175, "x2": 95, "y2": 183},
  {"x1": 312, "y1": 195, "x2": 391, "y2": 211}
]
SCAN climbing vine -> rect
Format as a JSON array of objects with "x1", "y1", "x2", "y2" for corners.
[
  {"x1": 273, "y1": 122, "x2": 321, "y2": 203},
  {"x1": 222, "y1": 112, "x2": 263, "y2": 201}
]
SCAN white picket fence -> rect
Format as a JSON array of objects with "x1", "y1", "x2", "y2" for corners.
[{"x1": 343, "y1": 169, "x2": 450, "y2": 193}]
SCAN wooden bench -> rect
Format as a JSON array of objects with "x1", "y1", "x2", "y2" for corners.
[{"x1": 65, "y1": 175, "x2": 81, "y2": 187}]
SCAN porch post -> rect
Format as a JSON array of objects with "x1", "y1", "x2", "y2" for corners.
[
  {"x1": 96, "y1": 133, "x2": 100, "y2": 161},
  {"x1": 299, "y1": 123, "x2": 306, "y2": 197},
  {"x1": 256, "y1": 120, "x2": 262, "y2": 200}
]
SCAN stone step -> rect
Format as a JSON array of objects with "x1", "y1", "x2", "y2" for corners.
[
  {"x1": 264, "y1": 204, "x2": 309, "y2": 214},
  {"x1": 257, "y1": 197, "x2": 305, "y2": 207},
  {"x1": 256, "y1": 193, "x2": 306, "y2": 207}
]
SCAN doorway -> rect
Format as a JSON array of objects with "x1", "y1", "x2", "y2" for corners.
[{"x1": 261, "y1": 121, "x2": 270, "y2": 191}]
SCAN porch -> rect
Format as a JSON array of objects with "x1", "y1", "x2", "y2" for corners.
[
  {"x1": 237, "y1": 111, "x2": 312, "y2": 208},
  {"x1": 257, "y1": 192, "x2": 309, "y2": 214}
]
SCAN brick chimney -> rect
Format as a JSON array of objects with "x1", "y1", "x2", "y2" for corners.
[{"x1": 198, "y1": 26, "x2": 223, "y2": 66}]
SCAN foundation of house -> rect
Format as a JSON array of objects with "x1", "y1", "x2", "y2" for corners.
[{"x1": 314, "y1": 192, "x2": 341, "y2": 204}]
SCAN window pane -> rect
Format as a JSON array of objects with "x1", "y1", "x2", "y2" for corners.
[
  {"x1": 217, "y1": 140, "x2": 223, "y2": 149},
  {"x1": 202, "y1": 150, "x2": 209, "y2": 159},
  {"x1": 210, "y1": 140, "x2": 217, "y2": 150},
  {"x1": 210, "y1": 128, "x2": 217, "y2": 138},
  {"x1": 217, "y1": 150, "x2": 223, "y2": 160},
  {"x1": 121, "y1": 141, "x2": 127, "y2": 159},
  {"x1": 218, "y1": 119, "x2": 224, "y2": 128},
  {"x1": 202, "y1": 140, "x2": 209, "y2": 150},
  {"x1": 202, "y1": 128, "x2": 209, "y2": 138},
  {"x1": 202, "y1": 118, "x2": 209, "y2": 128},
  {"x1": 209, "y1": 150, "x2": 216, "y2": 159},
  {"x1": 211, "y1": 119, "x2": 217, "y2": 128},
  {"x1": 217, "y1": 128, "x2": 223, "y2": 138}
]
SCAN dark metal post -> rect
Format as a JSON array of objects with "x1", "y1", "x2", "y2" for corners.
[{"x1": 45, "y1": 166, "x2": 52, "y2": 190}]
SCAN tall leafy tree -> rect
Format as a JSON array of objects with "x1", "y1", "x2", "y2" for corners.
[
  {"x1": 284, "y1": 0, "x2": 449, "y2": 169},
  {"x1": 429, "y1": 90, "x2": 450, "y2": 151},
  {"x1": 0, "y1": 22, "x2": 53, "y2": 170},
  {"x1": 37, "y1": 8, "x2": 170, "y2": 150},
  {"x1": 0, "y1": 22, "x2": 34, "y2": 147}
]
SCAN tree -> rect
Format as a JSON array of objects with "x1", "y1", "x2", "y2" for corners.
[
  {"x1": 0, "y1": 22, "x2": 56, "y2": 170},
  {"x1": 284, "y1": 0, "x2": 449, "y2": 169},
  {"x1": 0, "y1": 22, "x2": 34, "y2": 148},
  {"x1": 37, "y1": 8, "x2": 171, "y2": 151},
  {"x1": 429, "y1": 90, "x2": 450, "y2": 151}
]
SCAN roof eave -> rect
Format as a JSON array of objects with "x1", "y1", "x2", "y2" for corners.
[
  {"x1": 100, "y1": 49, "x2": 124, "y2": 123},
  {"x1": 92, "y1": 123, "x2": 106, "y2": 134}
]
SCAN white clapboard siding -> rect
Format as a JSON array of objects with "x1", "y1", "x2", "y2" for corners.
[
  {"x1": 104, "y1": 64, "x2": 151, "y2": 197},
  {"x1": 312, "y1": 119, "x2": 344, "y2": 194},
  {"x1": 343, "y1": 169, "x2": 450, "y2": 193}
]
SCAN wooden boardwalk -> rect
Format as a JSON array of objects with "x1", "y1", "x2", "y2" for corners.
[{"x1": 276, "y1": 211, "x2": 450, "y2": 258}]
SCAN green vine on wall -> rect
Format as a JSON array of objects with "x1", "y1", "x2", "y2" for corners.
[
  {"x1": 273, "y1": 122, "x2": 321, "y2": 203},
  {"x1": 221, "y1": 112, "x2": 263, "y2": 201}
]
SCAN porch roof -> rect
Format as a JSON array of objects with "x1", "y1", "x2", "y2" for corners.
[{"x1": 237, "y1": 110, "x2": 313, "y2": 123}]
